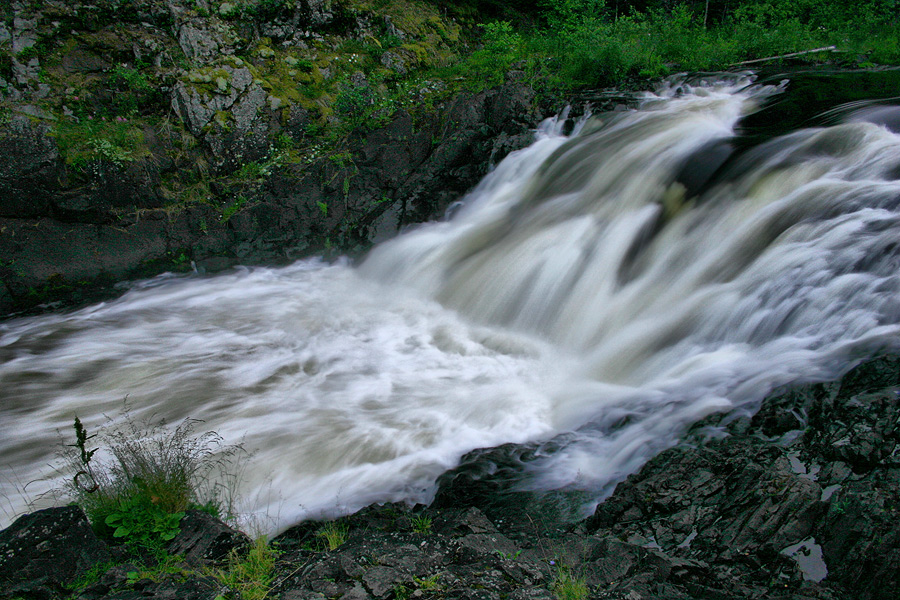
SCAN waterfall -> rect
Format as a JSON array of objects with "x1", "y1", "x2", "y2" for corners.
[{"x1": 2, "y1": 73, "x2": 899, "y2": 533}]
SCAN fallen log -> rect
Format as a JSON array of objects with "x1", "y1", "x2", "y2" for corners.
[{"x1": 733, "y1": 45, "x2": 838, "y2": 65}]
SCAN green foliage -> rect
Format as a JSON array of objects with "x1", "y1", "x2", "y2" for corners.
[
  {"x1": 107, "y1": 65, "x2": 159, "y2": 116},
  {"x1": 62, "y1": 413, "x2": 243, "y2": 553},
  {"x1": 553, "y1": 566, "x2": 589, "y2": 600},
  {"x1": 104, "y1": 494, "x2": 185, "y2": 549},
  {"x1": 315, "y1": 520, "x2": 349, "y2": 550},
  {"x1": 411, "y1": 514, "x2": 432, "y2": 534},
  {"x1": 334, "y1": 81, "x2": 376, "y2": 127},
  {"x1": 210, "y1": 536, "x2": 278, "y2": 600},
  {"x1": 274, "y1": 132, "x2": 295, "y2": 150},
  {"x1": 235, "y1": 161, "x2": 271, "y2": 181},
  {"x1": 460, "y1": 20, "x2": 524, "y2": 87},
  {"x1": 222, "y1": 195, "x2": 249, "y2": 221},
  {"x1": 442, "y1": 0, "x2": 900, "y2": 94},
  {"x1": 52, "y1": 118, "x2": 147, "y2": 169},
  {"x1": 541, "y1": 0, "x2": 609, "y2": 31}
]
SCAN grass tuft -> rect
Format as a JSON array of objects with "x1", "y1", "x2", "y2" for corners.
[
  {"x1": 553, "y1": 565, "x2": 589, "y2": 600},
  {"x1": 62, "y1": 410, "x2": 245, "y2": 552},
  {"x1": 315, "y1": 520, "x2": 349, "y2": 550},
  {"x1": 210, "y1": 536, "x2": 278, "y2": 600}
]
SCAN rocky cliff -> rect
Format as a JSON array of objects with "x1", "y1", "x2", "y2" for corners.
[{"x1": 0, "y1": 0, "x2": 548, "y2": 316}]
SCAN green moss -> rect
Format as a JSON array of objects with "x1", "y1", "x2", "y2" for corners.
[{"x1": 51, "y1": 117, "x2": 149, "y2": 168}]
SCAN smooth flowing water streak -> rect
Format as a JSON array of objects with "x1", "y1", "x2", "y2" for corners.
[{"x1": 2, "y1": 73, "x2": 900, "y2": 532}]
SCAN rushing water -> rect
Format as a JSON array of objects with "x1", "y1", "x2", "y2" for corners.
[{"x1": 2, "y1": 73, "x2": 900, "y2": 533}]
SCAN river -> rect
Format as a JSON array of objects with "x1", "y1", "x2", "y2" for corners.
[{"x1": 2, "y1": 72, "x2": 899, "y2": 533}]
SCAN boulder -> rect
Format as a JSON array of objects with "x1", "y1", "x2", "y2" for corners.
[
  {"x1": 166, "y1": 509, "x2": 250, "y2": 565},
  {"x1": 0, "y1": 506, "x2": 111, "y2": 599}
]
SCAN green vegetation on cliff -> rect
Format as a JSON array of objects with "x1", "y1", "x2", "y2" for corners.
[{"x1": 1, "y1": 0, "x2": 899, "y2": 315}]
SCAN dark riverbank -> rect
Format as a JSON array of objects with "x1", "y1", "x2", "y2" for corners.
[{"x1": 3, "y1": 352, "x2": 898, "y2": 599}]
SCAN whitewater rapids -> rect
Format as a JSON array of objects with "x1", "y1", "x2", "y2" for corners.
[{"x1": 2, "y1": 73, "x2": 899, "y2": 533}]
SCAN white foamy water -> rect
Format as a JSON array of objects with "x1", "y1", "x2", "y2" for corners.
[{"x1": 2, "y1": 74, "x2": 900, "y2": 532}]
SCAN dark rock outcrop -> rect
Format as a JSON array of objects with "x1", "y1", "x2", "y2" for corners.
[
  {"x1": 0, "y1": 0, "x2": 557, "y2": 318},
  {"x1": 0, "y1": 506, "x2": 111, "y2": 600}
]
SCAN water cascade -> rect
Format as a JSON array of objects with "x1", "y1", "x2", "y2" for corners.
[{"x1": 2, "y1": 74, "x2": 899, "y2": 533}]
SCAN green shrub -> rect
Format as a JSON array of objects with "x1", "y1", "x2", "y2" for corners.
[
  {"x1": 334, "y1": 81, "x2": 376, "y2": 127},
  {"x1": 63, "y1": 413, "x2": 243, "y2": 553},
  {"x1": 107, "y1": 66, "x2": 160, "y2": 116}
]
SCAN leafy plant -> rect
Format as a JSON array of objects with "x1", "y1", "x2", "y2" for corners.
[
  {"x1": 107, "y1": 65, "x2": 159, "y2": 116},
  {"x1": 62, "y1": 412, "x2": 244, "y2": 553},
  {"x1": 104, "y1": 494, "x2": 185, "y2": 550},
  {"x1": 334, "y1": 82, "x2": 376, "y2": 127},
  {"x1": 222, "y1": 195, "x2": 249, "y2": 221}
]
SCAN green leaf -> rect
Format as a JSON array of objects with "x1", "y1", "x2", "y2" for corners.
[{"x1": 113, "y1": 526, "x2": 131, "y2": 538}]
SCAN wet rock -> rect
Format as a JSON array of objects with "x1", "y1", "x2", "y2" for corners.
[
  {"x1": 0, "y1": 115, "x2": 64, "y2": 218},
  {"x1": 580, "y1": 354, "x2": 900, "y2": 599},
  {"x1": 0, "y1": 506, "x2": 111, "y2": 600},
  {"x1": 166, "y1": 509, "x2": 250, "y2": 565}
]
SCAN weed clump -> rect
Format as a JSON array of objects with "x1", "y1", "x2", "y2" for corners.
[
  {"x1": 62, "y1": 412, "x2": 244, "y2": 554},
  {"x1": 553, "y1": 565, "x2": 589, "y2": 600},
  {"x1": 211, "y1": 536, "x2": 279, "y2": 600},
  {"x1": 315, "y1": 520, "x2": 350, "y2": 550}
]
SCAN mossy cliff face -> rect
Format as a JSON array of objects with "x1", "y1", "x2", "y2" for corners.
[{"x1": 0, "y1": 0, "x2": 543, "y2": 316}]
